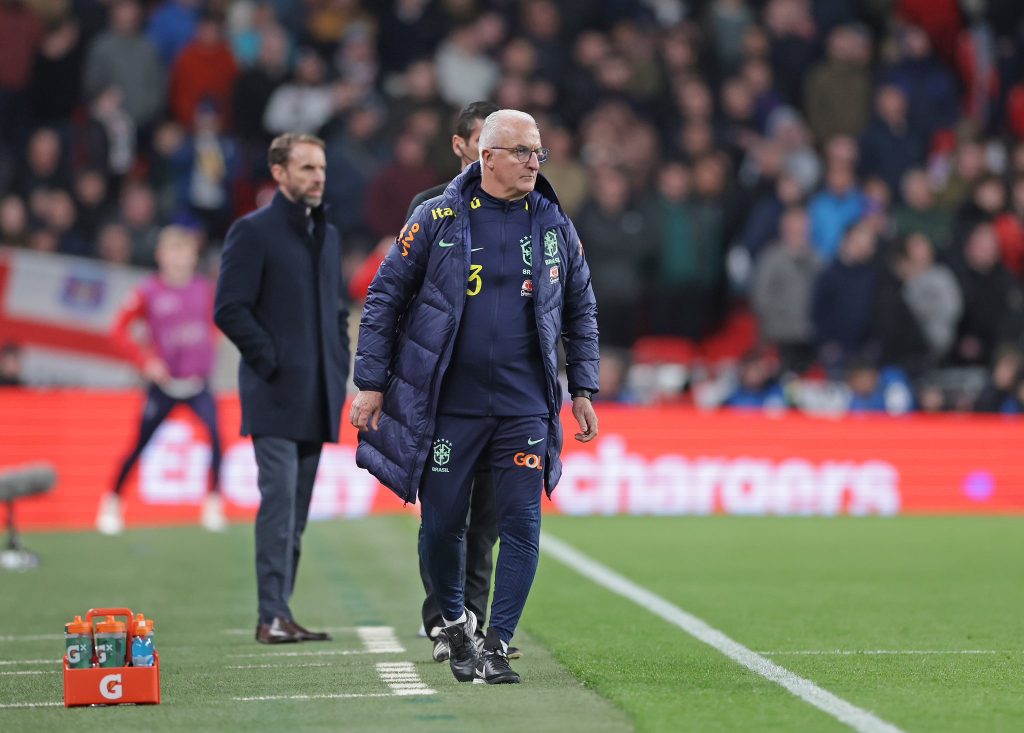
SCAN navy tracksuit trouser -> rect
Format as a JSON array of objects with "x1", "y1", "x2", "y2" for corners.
[{"x1": 419, "y1": 413, "x2": 548, "y2": 645}]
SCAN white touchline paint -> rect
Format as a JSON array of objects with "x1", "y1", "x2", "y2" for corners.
[
  {"x1": 222, "y1": 626, "x2": 357, "y2": 636},
  {"x1": 229, "y1": 648, "x2": 399, "y2": 659},
  {"x1": 0, "y1": 658, "x2": 58, "y2": 666},
  {"x1": 0, "y1": 670, "x2": 55, "y2": 676},
  {"x1": 541, "y1": 533, "x2": 906, "y2": 733},
  {"x1": 234, "y1": 693, "x2": 395, "y2": 702},
  {"x1": 0, "y1": 701, "x2": 63, "y2": 709},
  {"x1": 0, "y1": 634, "x2": 62, "y2": 642},
  {"x1": 358, "y1": 626, "x2": 405, "y2": 653},
  {"x1": 376, "y1": 662, "x2": 434, "y2": 696},
  {"x1": 760, "y1": 650, "x2": 1010, "y2": 656},
  {"x1": 224, "y1": 662, "x2": 334, "y2": 670}
]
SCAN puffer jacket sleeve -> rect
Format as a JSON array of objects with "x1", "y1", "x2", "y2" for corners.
[
  {"x1": 560, "y1": 218, "x2": 600, "y2": 394},
  {"x1": 354, "y1": 206, "x2": 433, "y2": 391}
]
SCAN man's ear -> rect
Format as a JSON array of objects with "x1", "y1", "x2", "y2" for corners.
[{"x1": 270, "y1": 163, "x2": 285, "y2": 185}]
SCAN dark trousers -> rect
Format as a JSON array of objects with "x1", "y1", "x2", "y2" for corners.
[
  {"x1": 417, "y1": 467, "x2": 497, "y2": 633},
  {"x1": 420, "y1": 414, "x2": 546, "y2": 645},
  {"x1": 252, "y1": 436, "x2": 323, "y2": 624},
  {"x1": 113, "y1": 384, "x2": 222, "y2": 495}
]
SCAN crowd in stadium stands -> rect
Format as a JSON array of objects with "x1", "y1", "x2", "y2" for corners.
[{"x1": 4, "y1": 0, "x2": 1024, "y2": 416}]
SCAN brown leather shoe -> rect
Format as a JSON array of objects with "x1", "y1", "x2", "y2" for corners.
[
  {"x1": 282, "y1": 618, "x2": 332, "y2": 642},
  {"x1": 255, "y1": 617, "x2": 301, "y2": 644}
]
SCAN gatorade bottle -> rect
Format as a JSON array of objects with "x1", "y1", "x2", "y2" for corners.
[
  {"x1": 95, "y1": 616, "x2": 127, "y2": 668},
  {"x1": 64, "y1": 616, "x2": 92, "y2": 670},
  {"x1": 131, "y1": 613, "x2": 155, "y2": 667}
]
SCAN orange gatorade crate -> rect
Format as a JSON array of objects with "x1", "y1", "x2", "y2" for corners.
[{"x1": 63, "y1": 607, "x2": 161, "y2": 707}]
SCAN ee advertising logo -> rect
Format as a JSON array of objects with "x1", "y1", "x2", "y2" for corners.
[{"x1": 100, "y1": 674, "x2": 124, "y2": 701}]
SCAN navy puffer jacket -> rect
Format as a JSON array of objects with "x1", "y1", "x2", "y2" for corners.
[{"x1": 354, "y1": 162, "x2": 600, "y2": 503}]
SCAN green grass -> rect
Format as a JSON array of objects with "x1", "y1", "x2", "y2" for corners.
[{"x1": 1, "y1": 516, "x2": 1022, "y2": 732}]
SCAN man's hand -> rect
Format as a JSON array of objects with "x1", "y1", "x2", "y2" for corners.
[
  {"x1": 572, "y1": 396, "x2": 598, "y2": 443},
  {"x1": 350, "y1": 390, "x2": 384, "y2": 431},
  {"x1": 143, "y1": 357, "x2": 170, "y2": 385}
]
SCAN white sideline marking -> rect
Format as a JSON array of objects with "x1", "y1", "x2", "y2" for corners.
[
  {"x1": 225, "y1": 662, "x2": 334, "y2": 670},
  {"x1": 234, "y1": 693, "x2": 395, "y2": 702},
  {"x1": 358, "y1": 626, "x2": 404, "y2": 653},
  {"x1": 229, "y1": 648, "x2": 398, "y2": 659},
  {"x1": 376, "y1": 662, "x2": 435, "y2": 696},
  {"x1": 541, "y1": 533, "x2": 905, "y2": 733},
  {"x1": 761, "y1": 650, "x2": 1009, "y2": 656},
  {"x1": 222, "y1": 626, "x2": 356, "y2": 636},
  {"x1": 0, "y1": 658, "x2": 58, "y2": 666},
  {"x1": 0, "y1": 634, "x2": 62, "y2": 642},
  {"x1": 0, "y1": 670, "x2": 55, "y2": 676},
  {"x1": 0, "y1": 701, "x2": 63, "y2": 709}
]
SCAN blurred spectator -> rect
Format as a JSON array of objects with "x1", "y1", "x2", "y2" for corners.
[
  {"x1": 872, "y1": 239, "x2": 931, "y2": 375},
  {"x1": 376, "y1": 0, "x2": 448, "y2": 75},
  {"x1": 37, "y1": 188, "x2": 88, "y2": 257},
  {"x1": 29, "y1": 16, "x2": 84, "y2": 129},
  {"x1": 765, "y1": 107, "x2": 821, "y2": 194},
  {"x1": 169, "y1": 11, "x2": 238, "y2": 130},
  {"x1": 0, "y1": 194, "x2": 31, "y2": 247},
  {"x1": 740, "y1": 170, "x2": 804, "y2": 260},
  {"x1": 880, "y1": 24, "x2": 958, "y2": 139},
  {"x1": 952, "y1": 175, "x2": 1006, "y2": 250},
  {"x1": 859, "y1": 85, "x2": 926, "y2": 197},
  {"x1": 0, "y1": 0, "x2": 45, "y2": 145},
  {"x1": 723, "y1": 347, "x2": 786, "y2": 409},
  {"x1": 751, "y1": 206, "x2": 821, "y2": 373},
  {"x1": 993, "y1": 176, "x2": 1024, "y2": 278},
  {"x1": 704, "y1": 0, "x2": 754, "y2": 75},
  {"x1": 83, "y1": 0, "x2": 165, "y2": 131},
  {"x1": 0, "y1": 342, "x2": 24, "y2": 387},
  {"x1": 844, "y1": 360, "x2": 914, "y2": 414},
  {"x1": 951, "y1": 222, "x2": 1024, "y2": 366},
  {"x1": 596, "y1": 348, "x2": 638, "y2": 404},
  {"x1": 892, "y1": 168, "x2": 950, "y2": 250},
  {"x1": 324, "y1": 104, "x2": 389, "y2": 250},
  {"x1": 900, "y1": 233, "x2": 963, "y2": 364},
  {"x1": 936, "y1": 140, "x2": 986, "y2": 212},
  {"x1": 435, "y1": 20, "x2": 500, "y2": 108},
  {"x1": 263, "y1": 49, "x2": 334, "y2": 135},
  {"x1": 16, "y1": 126, "x2": 69, "y2": 197},
  {"x1": 176, "y1": 101, "x2": 239, "y2": 238},
  {"x1": 804, "y1": 24, "x2": 872, "y2": 144},
  {"x1": 808, "y1": 161, "x2": 866, "y2": 261},
  {"x1": 539, "y1": 124, "x2": 588, "y2": 218},
  {"x1": 72, "y1": 169, "x2": 114, "y2": 242},
  {"x1": 119, "y1": 181, "x2": 161, "y2": 266},
  {"x1": 227, "y1": 0, "x2": 279, "y2": 68},
  {"x1": 362, "y1": 130, "x2": 437, "y2": 240},
  {"x1": 232, "y1": 25, "x2": 290, "y2": 150},
  {"x1": 812, "y1": 222, "x2": 878, "y2": 372},
  {"x1": 576, "y1": 165, "x2": 655, "y2": 347},
  {"x1": 973, "y1": 344, "x2": 1022, "y2": 413},
  {"x1": 76, "y1": 86, "x2": 137, "y2": 179},
  {"x1": 146, "y1": 0, "x2": 200, "y2": 68},
  {"x1": 763, "y1": 0, "x2": 820, "y2": 107},
  {"x1": 96, "y1": 220, "x2": 133, "y2": 265}
]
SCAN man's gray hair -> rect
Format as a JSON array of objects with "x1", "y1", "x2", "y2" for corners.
[{"x1": 477, "y1": 109, "x2": 538, "y2": 160}]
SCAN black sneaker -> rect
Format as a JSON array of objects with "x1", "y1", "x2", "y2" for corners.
[
  {"x1": 477, "y1": 628, "x2": 521, "y2": 659},
  {"x1": 473, "y1": 628, "x2": 521, "y2": 684},
  {"x1": 441, "y1": 611, "x2": 478, "y2": 682},
  {"x1": 507, "y1": 645, "x2": 522, "y2": 660},
  {"x1": 429, "y1": 627, "x2": 450, "y2": 662}
]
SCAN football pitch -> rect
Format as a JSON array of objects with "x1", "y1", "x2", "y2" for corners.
[{"x1": 1, "y1": 515, "x2": 1021, "y2": 732}]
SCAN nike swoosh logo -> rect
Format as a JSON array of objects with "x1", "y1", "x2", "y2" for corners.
[
  {"x1": 527, "y1": 437, "x2": 544, "y2": 446},
  {"x1": 471, "y1": 248, "x2": 483, "y2": 252},
  {"x1": 439, "y1": 240, "x2": 456, "y2": 247}
]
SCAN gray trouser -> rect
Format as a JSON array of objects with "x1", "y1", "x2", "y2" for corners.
[{"x1": 252, "y1": 436, "x2": 323, "y2": 624}]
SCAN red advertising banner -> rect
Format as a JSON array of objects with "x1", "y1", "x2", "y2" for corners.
[{"x1": 1, "y1": 390, "x2": 1021, "y2": 531}]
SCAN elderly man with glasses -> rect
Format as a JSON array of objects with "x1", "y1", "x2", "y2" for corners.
[{"x1": 350, "y1": 109, "x2": 600, "y2": 685}]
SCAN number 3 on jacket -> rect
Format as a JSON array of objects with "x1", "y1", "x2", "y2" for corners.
[{"x1": 467, "y1": 264, "x2": 483, "y2": 296}]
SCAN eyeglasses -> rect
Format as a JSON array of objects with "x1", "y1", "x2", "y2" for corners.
[{"x1": 490, "y1": 146, "x2": 550, "y2": 164}]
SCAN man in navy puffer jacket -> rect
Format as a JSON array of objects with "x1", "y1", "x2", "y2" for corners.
[{"x1": 350, "y1": 110, "x2": 600, "y2": 684}]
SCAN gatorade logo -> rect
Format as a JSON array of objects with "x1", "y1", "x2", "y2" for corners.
[
  {"x1": 514, "y1": 452, "x2": 542, "y2": 470},
  {"x1": 67, "y1": 647, "x2": 81, "y2": 665},
  {"x1": 99, "y1": 674, "x2": 123, "y2": 700}
]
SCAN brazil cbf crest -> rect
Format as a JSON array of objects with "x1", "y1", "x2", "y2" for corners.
[
  {"x1": 520, "y1": 235, "x2": 532, "y2": 267},
  {"x1": 543, "y1": 229, "x2": 559, "y2": 259},
  {"x1": 432, "y1": 438, "x2": 453, "y2": 472}
]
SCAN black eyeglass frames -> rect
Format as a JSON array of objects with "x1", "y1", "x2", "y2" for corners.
[{"x1": 489, "y1": 146, "x2": 550, "y2": 164}]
